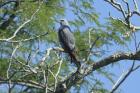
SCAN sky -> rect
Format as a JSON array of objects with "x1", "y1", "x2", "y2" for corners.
[
  {"x1": 64, "y1": 0, "x2": 140, "y2": 93},
  {"x1": 92, "y1": 0, "x2": 140, "y2": 93},
  {"x1": 0, "y1": 0, "x2": 140, "y2": 93}
]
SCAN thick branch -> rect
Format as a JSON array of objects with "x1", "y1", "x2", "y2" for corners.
[
  {"x1": 92, "y1": 51, "x2": 140, "y2": 71},
  {"x1": 55, "y1": 50, "x2": 140, "y2": 93}
]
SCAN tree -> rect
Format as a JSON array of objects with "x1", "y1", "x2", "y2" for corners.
[{"x1": 0, "y1": 0, "x2": 140, "y2": 93}]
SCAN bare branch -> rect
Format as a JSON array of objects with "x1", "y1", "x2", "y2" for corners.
[
  {"x1": 54, "y1": 59, "x2": 63, "y2": 91},
  {"x1": 131, "y1": 11, "x2": 140, "y2": 16},
  {"x1": 43, "y1": 70, "x2": 48, "y2": 93},
  {"x1": 104, "y1": 0, "x2": 140, "y2": 38},
  {"x1": 133, "y1": 0, "x2": 139, "y2": 12},
  {"x1": 104, "y1": 0, "x2": 126, "y2": 18},
  {"x1": 0, "y1": 1, "x2": 43, "y2": 42},
  {"x1": 110, "y1": 61, "x2": 135, "y2": 93},
  {"x1": 0, "y1": 1, "x2": 17, "y2": 8},
  {"x1": 7, "y1": 44, "x2": 21, "y2": 92},
  {"x1": 0, "y1": 32, "x2": 48, "y2": 43},
  {"x1": 0, "y1": 80, "x2": 44, "y2": 89},
  {"x1": 39, "y1": 47, "x2": 64, "y2": 66},
  {"x1": 132, "y1": 64, "x2": 140, "y2": 71},
  {"x1": 55, "y1": 50, "x2": 140, "y2": 93}
]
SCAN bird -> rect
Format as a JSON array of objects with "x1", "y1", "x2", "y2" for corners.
[{"x1": 58, "y1": 19, "x2": 80, "y2": 69}]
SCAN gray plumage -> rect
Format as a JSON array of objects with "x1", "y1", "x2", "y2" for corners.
[
  {"x1": 58, "y1": 19, "x2": 75, "y2": 52},
  {"x1": 58, "y1": 19, "x2": 80, "y2": 69}
]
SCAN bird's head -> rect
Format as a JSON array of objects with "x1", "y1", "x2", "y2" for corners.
[{"x1": 59, "y1": 19, "x2": 69, "y2": 26}]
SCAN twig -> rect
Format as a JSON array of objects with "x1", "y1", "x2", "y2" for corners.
[
  {"x1": 43, "y1": 70, "x2": 48, "y2": 93},
  {"x1": 7, "y1": 44, "x2": 21, "y2": 93},
  {"x1": 104, "y1": 0, "x2": 140, "y2": 38},
  {"x1": 10, "y1": 32, "x2": 48, "y2": 43},
  {"x1": 132, "y1": 65, "x2": 140, "y2": 71},
  {"x1": 54, "y1": 59, "x2": 63, "y2": 91},
  {"x1": 0, "y1": 80, "x2": 44, "y2": 89},
  {"x1": 104, "y1": 0, "x2": 126, "y2": 18},
  {"x1": 110, "y1": 61, "x2": 135, "y2": 93},
  {"x1": 39, "y1": 47, "x2": 64, "y2": 65},
  {"x1": 85, "y1": 36, "x2": 100, "y2": 62},
  {"x1": 14, "y1": 57, "x2": 38, "y2": 73},
  {"x1": 133, "y1": 0, "x2": 139, "y2": 12},
  {"x1": 110, "y1": 26, "x2": 139, "y2": 93},
  {"x1": 0, "y1": 1, "x2": 43, "y2": 42},
  {"x1": 48, "y1": 59, "x2": 63, "y2": 92}
]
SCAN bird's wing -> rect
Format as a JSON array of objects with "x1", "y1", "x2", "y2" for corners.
[{"x1": 59, "y1": 26, "x2": 75, "y2": 51}]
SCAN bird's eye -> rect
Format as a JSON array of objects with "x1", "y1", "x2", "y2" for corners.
[{"x1": 60, "y1": 20, "x2": 65, "y2": 21}]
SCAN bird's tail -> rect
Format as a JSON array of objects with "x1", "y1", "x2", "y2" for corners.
[{"x1": 69, "y1": 51, "x2": 81, "y2": 69}]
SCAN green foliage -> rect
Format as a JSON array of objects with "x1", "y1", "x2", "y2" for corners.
[
  {"x1": 0, "y1": 0, "x2": 133, "y2": 92},
  {"x1": 105, "y1": 18, "x2": 131, "y2": 45},
  {"x1": 74, "y1": 31, "x2": 89, "y2": 58},
  {"x1": 0, "y1": 58, "x2": 9, "y2": 77}
]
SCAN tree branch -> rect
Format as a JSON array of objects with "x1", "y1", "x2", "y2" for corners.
[
  {"x1": 0, "y1": 80, "x2": 44, "y2": 89},
  {"x1": 0, "y1": 1, "x2": 43, "y2": 41},
  {"x1": 110, "y1": 61, "x2": 135, "y2": 93},
  {"x1": 0, "y1": 1, "x2": 19, "y2": 30},
  {"x1": 0, "y1": 32, "x2": 48, "y2": 43},
  {"x1": 55, "y1": 50, "x2": 140, "y2": 93}
]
